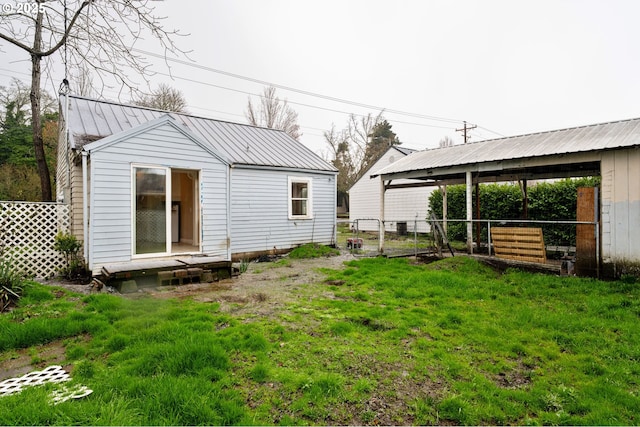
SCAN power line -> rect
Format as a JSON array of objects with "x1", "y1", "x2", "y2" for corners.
[
  {"x1": 153, "y1": 70, "x2": 458, "y2": 131},
  {"x1": 133, "y1": 48, "x2": 464, "y2": 125},
  {"x1": 477, "y1": 125, "x2": 505, "y2": 138}
]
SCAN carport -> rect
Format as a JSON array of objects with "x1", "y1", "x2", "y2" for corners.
[{"x1": 373, "y1": 117, "x2": 640, "y2": 279}]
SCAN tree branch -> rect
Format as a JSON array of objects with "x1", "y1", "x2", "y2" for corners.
[{"x1": 40, "y1": 1, "x2": 91, "y2": 57}]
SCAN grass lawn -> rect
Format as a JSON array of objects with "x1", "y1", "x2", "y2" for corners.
[{"x1": 1, "y1": 256, "x2": 640, "y2": 425}]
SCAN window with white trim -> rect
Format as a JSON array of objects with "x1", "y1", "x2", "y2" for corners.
[{"x1": 288, "y1": 177, "x2": 313, "y2": 219}]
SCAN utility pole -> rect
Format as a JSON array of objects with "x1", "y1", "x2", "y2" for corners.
[
  {"x1": 457, "y1": 120, "x2": 478, "y2": 253},
  {"x1": 456, "y1": 121, "x2": 477, "y2": 144}
]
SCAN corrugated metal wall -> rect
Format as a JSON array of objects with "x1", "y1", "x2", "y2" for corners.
[{"x1": 601, "y1": 148, "x2": 640, "y2": 273}]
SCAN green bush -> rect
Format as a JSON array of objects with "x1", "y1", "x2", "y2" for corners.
[
  {"x1": 54, "y1": 232, "x2": 90, "y2": 281},
  {"x1": 0, "y1": 257, "x2": 24, "y2": 311},
  {"x1": 428, "y1": 177, "x2": 601, "y2": 244}
]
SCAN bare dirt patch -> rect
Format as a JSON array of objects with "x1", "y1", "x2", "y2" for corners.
[
  {"x1": 140, "y1": 252, "x2": 357, "y2": 317},
  {"x1": 0, "y1": 336, "x2": 91, "y2": 382}
]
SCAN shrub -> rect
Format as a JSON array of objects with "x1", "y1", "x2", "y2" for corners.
[
  {"x1": 428, "y1": 177, "x2": 601, "y2": 244},
  {"x1": 0, "y1": 256, "x2": 25, "y2": 312},
  {"x1": 54, "y1": 232, "x2": 90, "y2": 281}
]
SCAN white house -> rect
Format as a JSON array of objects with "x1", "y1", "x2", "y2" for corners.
[
  {"x1": 349, "y1": 146, "x2": 432, "y2": 233},
  {"x1": 57, "y1": 95, "x2": 337, "y2": 276}
]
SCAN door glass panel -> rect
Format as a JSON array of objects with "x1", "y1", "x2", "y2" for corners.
[{"x1": 135, "y1": 167, "x2": 167, "y2": 254}]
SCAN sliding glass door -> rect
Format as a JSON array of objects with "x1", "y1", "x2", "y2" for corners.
[
  {"x1": 134, "y1": 166, "x2": 169, "y2": 255},
  {"x1": 133, "y1": 166, "x2": 201, "y2": 257}
]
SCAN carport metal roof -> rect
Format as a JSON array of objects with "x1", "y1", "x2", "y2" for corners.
[{"x1": 373, "y1": 117, "x2": 640, "y2": 185}]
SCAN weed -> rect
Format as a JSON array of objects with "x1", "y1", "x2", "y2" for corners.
[
  {"x1": 238, "y1": 259, "x2": 250, "y2": 274},
  {"x1": 250, "y1": 363, "x2": 270, "y2": 382},
  {"x1": 0, "y1": 256, "x2": 24, "y2": 311},
  {"x1": 289, "y1": 243, "x2": 339, "y2": 259}
]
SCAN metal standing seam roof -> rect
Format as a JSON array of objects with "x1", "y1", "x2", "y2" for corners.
[
  {"x1": 63, "y1": 95, "x2": 337, "y2": 173},
  {"x1": 373, "y1": 117, "x2": 640, "y2": 178}
]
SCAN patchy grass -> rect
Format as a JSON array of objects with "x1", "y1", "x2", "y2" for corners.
[
  {"x1": 2, "y1": 257, "x2": 640, "y2": 425},
  {"x1": 289, "y1": 243, "x2": 339, "y2": 259}
]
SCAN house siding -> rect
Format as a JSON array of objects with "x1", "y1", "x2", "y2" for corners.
[
  {"x1": 350, "y1": 149, "x2": 432, "y2": 233},
  {"x1": 69, "y1": 155, "x2": 85, "y2": 241},
  {"x1": 88, "y1": 122, "x2": 228, "y2": 273},
  {"x1": 601, "y1": 149, "x2": 640, "y2": 273},
  {"x1": 230, "y1": 167, "x2": 336, "y2": 256}
]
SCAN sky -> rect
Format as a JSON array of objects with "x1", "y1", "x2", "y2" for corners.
[{"x1": 2, "y1": 0, "x2": 640, "y2": 158}]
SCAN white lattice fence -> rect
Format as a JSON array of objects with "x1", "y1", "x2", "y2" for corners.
[{"x1": 0, "y1": 201, "x2": 71, "y2": 278}]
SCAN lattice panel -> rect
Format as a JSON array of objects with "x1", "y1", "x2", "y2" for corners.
[
  {"x1": 0, "y1": 365, "x2": 93, "y2": 405},
  {"x1": 0, "y1": 202, "x2": 71, "y2": 278},
  {"x1": 0, "y1": 365, "x2": 69, "y2": 396}
]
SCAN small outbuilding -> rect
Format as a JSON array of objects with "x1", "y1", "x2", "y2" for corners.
[
  {"x1": 373, "y1": 117, "x2": 640, "y2": 278},
  {"x1": 57, "y1": 95, "x2": 337, "y2": 276},
  {"x1": 349, "y1": 146, "x2": 432, "y2": 233}
]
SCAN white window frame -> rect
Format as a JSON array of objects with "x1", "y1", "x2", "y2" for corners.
[
  {"x1": 132, "y1": 164, "x2": 172, "y2": 258},
  {"x1": 288, "y1": 176, "x2": 313, "y2": 219}
]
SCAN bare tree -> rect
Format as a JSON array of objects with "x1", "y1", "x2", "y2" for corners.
[
  {"x1": 324, "y1": 112, "x2": 387, "y2": 210},
  {"x1": 346, "y1": 112, "x2": 384, "y2": 179},
  {"x1": 324, "y1": 124, "x2": 353, "y2": 211},
  {"x1": 69, "y1": 64, "x2": 95, "y2": 98},
  {"x1": 245, "y1": 86, "x2": 301, "y2": 140},
  {"x1": 0, "y1": 0, "x2": 186, "y2": 201},
  {"x1": 133, "y1": 83, "x2": 188, "y2": 113},
  {"x1": 439, "y1": 135, "x2": 455, "y2": 148},
  {"x1": 0, "y1": 78, "x2": 55, "y2": 124}
]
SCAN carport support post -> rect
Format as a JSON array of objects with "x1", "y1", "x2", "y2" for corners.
[
  {"x1": 466, "y1": 171, "x2": 473, "y2": 254},
  {"x1": 440, "y1": 185, "x2": 448, "y2": 234},
  {"x1": 379, "y1": 177, "x2": 385, "y2": 253}
]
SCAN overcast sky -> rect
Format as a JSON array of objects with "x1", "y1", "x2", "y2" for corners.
[{"x1": 2, "y1": 0, "x2": 639, "y2": 156}]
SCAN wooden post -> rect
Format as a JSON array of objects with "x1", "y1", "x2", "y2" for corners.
[
  {"x1": 466, "y1": 171, "x2": 473, "y2": 253},
  {"x1": 379, "y1": 177, "x2": 385, "y2": 254},
  {"x1": 475, "y1": 181, "x2": 481, "y2": 251},
  {"x1": 441, "y1": 185, "x2": 448, "y2": 234},
  {"x1": 576, "y1": 187, "x2": 598, "y2": 277},
  {"x1": 522, "y1": 179, "x2": 528, "y2": 219}
]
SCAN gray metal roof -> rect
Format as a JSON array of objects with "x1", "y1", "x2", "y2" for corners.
[
  {"x1": 374, "y1": 117, "x2": 640, "y2": 178},
  {"x1": 394, "y1": 146, "x2": 416, "y2": 156},
  {"x1": 63, "y1": 95, "x2": 337, "y2": 172}
]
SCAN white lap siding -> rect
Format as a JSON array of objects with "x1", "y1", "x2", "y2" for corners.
[
  {"x1": 87, "y1": 122, "x2": 228, "y2": 274},
  {"x1": 230, "y1": 167, "x2": 336, "y2": 256}
]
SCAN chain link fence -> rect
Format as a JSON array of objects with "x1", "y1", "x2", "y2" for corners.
[
  {"x1": 341, "y1": 217, "x2": 597, "y2": 275},
  {"x1": 338, "y1": 218, "x2": 438, "y2": 258}
]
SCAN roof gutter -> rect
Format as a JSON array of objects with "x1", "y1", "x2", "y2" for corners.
[{"x1": 230, "y1": 163, "x2": 338, "y2": 176}]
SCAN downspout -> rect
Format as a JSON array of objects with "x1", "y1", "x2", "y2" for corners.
[
  {"x1": 226, "y1": 165, "x2": 232, "y2": 261},
  {"x1": 64, "y1": 93, "x2": 70, "y2": 196},
  {"x1": 82, "y1": 150, "x2": 89, "y2": 267}
]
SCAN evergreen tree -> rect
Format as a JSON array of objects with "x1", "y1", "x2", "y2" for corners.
[
  {"x1": 360, "y1": 120, "x2": 400, "y2": 176},
  {"x1": 0, "y1": 101, "x2": 33, "y2": 166}
]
